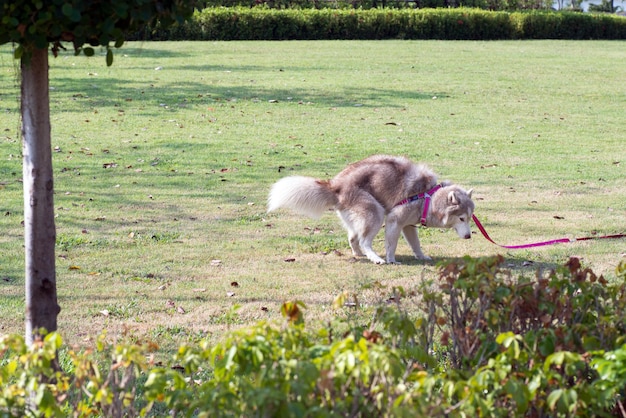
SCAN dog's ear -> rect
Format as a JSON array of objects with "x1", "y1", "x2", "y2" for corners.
[
  {"x1": 448, "y1": 191, "x2": 458, "y2": 205},
  {"x1": 467, "y1": 188, "x2": 473, "y2": 198}
]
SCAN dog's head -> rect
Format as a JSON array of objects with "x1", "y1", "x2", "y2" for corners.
[{"x1": 432, "y1": 185, "x2": 475, "y2": 239}]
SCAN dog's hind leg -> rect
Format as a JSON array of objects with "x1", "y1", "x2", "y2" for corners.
[
  {"x1": 340, "y1": 214, "x2": 364, "y2": 256},
  {"x1": 358, "y1": 205, "x2": 386, "y2": 265},
  {"x1": 348, "y1": 232, "x2": 364, "y2": 256},
  {"x1": 338, "y1": 202, "x2": 385, "y2": 264},
  {"x1": 402, "y1": 225, "x2": 431, "y2": 261},
  {"x1": 384, "y1": 217, "x2": 403, "y2": 264},
  {"x1": 338, "y1": 211, "x2": 364, "y2": 256}
]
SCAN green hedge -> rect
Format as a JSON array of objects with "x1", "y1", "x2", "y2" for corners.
[{"x1": 136, "y1": 8, "x2": 626, "y2": 40}]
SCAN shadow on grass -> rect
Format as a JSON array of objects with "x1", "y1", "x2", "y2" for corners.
[
  {"x1": 392, "y1": 254, "x2": 562, "y2": 273},
  {"x1": 50, "y1": 74, "x2": 449, "y2": 113}
]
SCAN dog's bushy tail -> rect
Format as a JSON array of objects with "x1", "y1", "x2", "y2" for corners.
[{"x1": 268, "y1": 176, "x2": 337, "y2": 219}]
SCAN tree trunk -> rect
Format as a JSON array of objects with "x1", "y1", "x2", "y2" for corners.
[{"x1": 21, "y1": 47, "x2": 60, "y2": 346}]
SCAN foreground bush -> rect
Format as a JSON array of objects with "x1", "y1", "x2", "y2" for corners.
[
  {"x1": 1, "y1": 257, "x2": 625, "y2": 416},
  {"x1": 137, "y1": 8, "x2": 626, "y2": 41}
]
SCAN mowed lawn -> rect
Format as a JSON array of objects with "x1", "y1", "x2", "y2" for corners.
[{"x1": 0, "y1": 40, "x2": 624, "y2": 354}]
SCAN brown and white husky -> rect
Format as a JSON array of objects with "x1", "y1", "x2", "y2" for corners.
[{"x1": 268, "y1": 155, "x2": 475, "y2": 264}]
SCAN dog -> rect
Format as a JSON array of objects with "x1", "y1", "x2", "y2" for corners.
[{"x1": 267, "y1": 155, "x2": 475, "y2": 264}]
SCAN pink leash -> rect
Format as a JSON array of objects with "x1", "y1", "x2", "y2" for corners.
[{"x1": 472, "y1": 214, "x2": 626, "y2": 249}]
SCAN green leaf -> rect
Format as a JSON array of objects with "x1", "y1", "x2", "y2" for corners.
[
  {"x1": 547, "y1": 389, "x2": 563, "y2": 411},
  {"x1": 61, "y1": 4, "x2": 73, "y2": 18},
  {"x1": 538, "y1": 333, "x2": 555, "y2": 356},
  {"x1": 13, "y1": 44, "x2": 23, "y2": 59},
  {"x1": 544, "y1": 351, "x2": 565, "y2": 372},
  {"x1": 106, "y1": 48, "x2": 113, "y2": 66},
  {"x1": 83, "y1": 47, "x2": 95, "y2": 57},
  {"x1": 61, "y1": 4, "x2": 81, "y2": 22},
  {"x1": 583, "y1": 336, "x2": 601, "y2": 351},
  {"x1": 495, "y1": 331, "x2": 515, "y2": 345}
]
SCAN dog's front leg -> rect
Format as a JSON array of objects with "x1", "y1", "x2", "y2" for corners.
[{"x1": 402, "y1": 225, "x2": 431, "y2": 261}]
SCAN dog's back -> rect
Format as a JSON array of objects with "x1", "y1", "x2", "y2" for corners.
[{"x1": 331, "y1": 155, "x2": 436, "y2": 211}]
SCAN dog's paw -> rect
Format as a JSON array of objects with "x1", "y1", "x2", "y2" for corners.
[
  {"x1": 415, "y1": 254, "x2": 432, "y2": 261},
  {"x1": 365, "y1": 252, "x2": 386, "y2": 264}
]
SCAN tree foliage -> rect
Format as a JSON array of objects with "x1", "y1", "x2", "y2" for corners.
[{"x1": 0, "y1": 0, "x2": 198, "y2": 65}]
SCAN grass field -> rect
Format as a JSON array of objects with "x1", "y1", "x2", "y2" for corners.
[{"x1": 0, "y1": 40, "x2": 624, "y2": 356}]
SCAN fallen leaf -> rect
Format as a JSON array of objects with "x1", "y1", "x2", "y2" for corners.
[
  {"x1": 177, "y1": 306, "x2": 186, "y2": 314},
  {"x1": 230, "y1": 281, "x2": 239, "y2": 287},
  {"x1": 165, "y1": 300, "x2": 175, "y2": 308},
  {"x1": 69, "y1": 265, "x2": 81, "y2": 270},
  {"x1": 211, "y1": 260, "x2": 222, "y2": 266},
  {"x1": 227, "y1": 292, "x2": 236, "y2": 297},
  {"x1": 158, "y1": 285, "x2": 166, "y2": 291},
  {"x1": 261, "y1": 306, "x2": 269, "y2": 312},
  {"x1": 192, "y1": 288, "x2": 206, "y2": 292},
  {"x1": 100, "y1": 310, "x2": 109, "y2": 317},
  {"x1": 284, "y1": 258, "x2": 296, "y2": 263},
  {"x1": 553, "y1": 215, "x2": 565, "y2": 220}
]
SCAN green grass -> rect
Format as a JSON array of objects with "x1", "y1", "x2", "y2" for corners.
[{"x1": 0, "y1": 40, "x2": 624, "y2": 357}]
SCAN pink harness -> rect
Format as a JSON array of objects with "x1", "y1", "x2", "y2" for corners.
[{"x1": 395, "y1": 184, "x2": 442, "y2": 226}]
